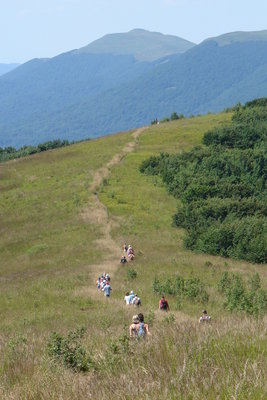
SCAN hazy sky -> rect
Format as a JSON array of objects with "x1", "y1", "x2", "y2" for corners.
[{"x1": 1, "y1": 0, "x2": 267, "y2": 63}]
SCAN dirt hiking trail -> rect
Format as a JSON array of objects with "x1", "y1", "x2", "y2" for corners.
[{"x1": 79, "y1": 128, "x2": 147, "y2": 295}]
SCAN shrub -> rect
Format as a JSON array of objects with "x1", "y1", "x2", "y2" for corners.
[
  {"x1": 218, "y1": 272, "x2": 267, "y2": 316},
  {"x1": 47, "y1": 327, "x2": 94, "y2": 372},
  {"x1": 153, "y1": 275, "x2": 209, "y2": 303}
]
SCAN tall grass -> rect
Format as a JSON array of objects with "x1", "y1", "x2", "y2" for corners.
[{"x1": 1, "y1": 114, "x2": 266, "y2": 399}]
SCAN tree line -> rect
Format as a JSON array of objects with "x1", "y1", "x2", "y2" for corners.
[
  {"x1": 0, "y1": 138, "x2": 89, "y2": 162},
  {"x1": 140, "y1": 98, "x2": 267, "y2": 263}
]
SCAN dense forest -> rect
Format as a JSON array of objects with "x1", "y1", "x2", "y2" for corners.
[{"x1": 140, "y1": 98, "x2": 267, "y2": 263}]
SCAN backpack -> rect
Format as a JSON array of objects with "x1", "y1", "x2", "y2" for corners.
[
  {"x1": 138, "y1": 322, "x2": 146, "y2": 338},
  {"x1": 133, "y1": 297, "x2": 140, "y2": 306},
  {"x1": 160, "y1": 299, "x2": 168, "y2": 310}
]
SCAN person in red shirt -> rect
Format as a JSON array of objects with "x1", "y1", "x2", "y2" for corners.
[{"x1": 159, "y1": 295, "x2": 169, "y2": 311}]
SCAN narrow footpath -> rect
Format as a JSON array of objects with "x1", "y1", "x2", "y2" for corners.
[{"x1": 80, "y1": 127, "x2": 147, "y2": 291}]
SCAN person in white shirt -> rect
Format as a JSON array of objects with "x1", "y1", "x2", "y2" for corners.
[{"x1": 124, "y1": 292, "x2": 132, "y2": 305}]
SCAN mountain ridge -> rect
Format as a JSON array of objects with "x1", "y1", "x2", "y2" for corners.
[
  {"x1": 75, "y1": 28, "x2": 195, "y2": 61},
  {"x1": 0, "y1": 29, "x2": 267, "y2": 147}
]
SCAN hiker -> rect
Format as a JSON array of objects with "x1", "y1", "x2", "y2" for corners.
[
  {"x1": 123, "y1": 243, "x2": 128, "y2": 253},
  {"x1": 103, "y1": 282, "x2": 112, "y2": 297},
  {"x1": 129, "y1": 290, "x2": 135, "y2": 303},
  {"x1": 128, "y1": 253, "x2": 135, "y2": 261},
  {"x1": 159, "y1": 295, "x2": 169, "y2": 311},
  {"x1": 199, "y1": 310, "x2": 211, "y2": 323},
  {"x1": 96, "y1": 277, "x2": 101, "y2": 289},
  {"x1": 129, "y1": 313, "x2": 151, "y2": 338},
  {"x1": 124, "y1": 291, "x2": 132, "y2": 305},
  {"x1": 131, "y1": 293, "x2": 141, "y2": 306},
  {"x1": 120, "y1": 255, "x2": 127, "y2": 264},
  {"x1": 100, "y1": 280, "x2": 105, "y2": 290},
  {"x1": 127, "y1": 245, "x2": 134, "y2": 255},
  {"x1": 129, "y1": 315, "x2": 140, "y2": 337}
]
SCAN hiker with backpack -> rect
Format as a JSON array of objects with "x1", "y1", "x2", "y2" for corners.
[
  {"x1": 120, "y1": 255, "x2": 127, "y2": 264},
  {"x1": 131, "y1": 293, "x2": 141, "y2": 307},
  {"x1": 199, "y1": 310, "x2": 211, "y2": 323},
  {"x1": 129, "y1": 313, "x2": 151, "y2": 338},
  {"x1": 159, "y1": 295, "x2": 169, "y2": 311},
  {"x1": 123, "y1": 243, "x2": 128, "y2": 253}
]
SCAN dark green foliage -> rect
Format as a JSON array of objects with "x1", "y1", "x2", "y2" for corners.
[
  {"x1": 141, "y1": 99, "x2": 267, "y2": 263},
  {"x1": 218, "y1": 272, "x2": 267, "y2": 315},
  {"x1": 153, "y1": 275, "x2": 209, "y2": 303},
  {"x1": 0, "y1": 138, "x2": 90, "y2": 163},
  {"x1": 160, "y1": 117, "x2": 170, "y2": 123},
  {"x1": 203, "y1": 123, "x2": 267, "y2": 149},
  {"x1": 158, "y1": 112, "x2": 184, "y2": 123},
  {"x1": 47, "y1": 327, "x2": 94, "y2": 372},
  {"x1": 170, "y1": 112, "x2": 179, "y2": 121}
]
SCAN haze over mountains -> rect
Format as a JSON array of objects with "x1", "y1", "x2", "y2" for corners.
[
  {"x1": 0, "y1": 29, "x2": 267, "y2": 147},
  {"x1": 0, "y1": 63, "x2": 20, "y2": 77}
]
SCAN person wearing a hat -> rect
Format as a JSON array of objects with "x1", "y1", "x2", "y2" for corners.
[
  {"x1": 129, "y1": 290, "x2": 135, "y2": 303},
  {"x1": 124, "y1": 291, "x2": 132, "y2": 305}
]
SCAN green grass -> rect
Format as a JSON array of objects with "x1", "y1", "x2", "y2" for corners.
[{"x1": 0, "y1": 114, "x2": 266, "y2": 399}]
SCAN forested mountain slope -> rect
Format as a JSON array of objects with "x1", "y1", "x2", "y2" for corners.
[{"x1": 0, "y1": 30, "x2": 267, "y2": 147}]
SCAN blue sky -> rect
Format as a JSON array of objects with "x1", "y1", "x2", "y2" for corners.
[{"x1": 1, "y1": 0, "x2": 267, "y2": 63}]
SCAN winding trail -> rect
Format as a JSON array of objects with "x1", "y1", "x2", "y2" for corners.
[{"x1": 78, "y1": 127, "x2": 147, "y2": 294}]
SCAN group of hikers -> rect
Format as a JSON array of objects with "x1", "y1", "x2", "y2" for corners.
[
  {"x1": 96, "y1": 273, "x2": 112, "y2": 297},
  {"x1": 120, "y1": 243, "x2": 135, "y2": 263},
  {"x1": 128, "y1": 309, "x2": 211, "y2": 339},
  {"x1": 96, "y1": 243, "x2": 212, "y2": 339},
  {"x1": 124, "y1": 290, "x2": 141, "y2": 306}
]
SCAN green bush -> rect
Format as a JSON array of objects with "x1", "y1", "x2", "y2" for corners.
[
  {"x1": 153, "y1": 275, "x2": 209, "y2": 303},
  {"x1": 140, "y1": 98, "x2": 267, "y2": 263},
  {"x1": 218, "y1": 272, "x2": 267, "y2": 316},
  {"x1": 47, "y1": 327, "x2": 94, "y2": 372}
]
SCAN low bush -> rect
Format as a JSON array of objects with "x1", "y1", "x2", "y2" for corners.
[
  {"x1": 153, "y1": 275, "x2": 209, "y2": 303},
  {"x1": 218, "y1": 272, "x2": 267, "y2": 316},
  {"x1": 47, "y1": 327, "x2": 94, "y2": 372}
]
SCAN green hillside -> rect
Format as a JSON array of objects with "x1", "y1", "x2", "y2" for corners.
[
  {"x1": 77, "y1": 28, "x2": 195, "y2": 61},
  {"x1": 0, "y1": 113, "x2": 266, "y2": 399}
]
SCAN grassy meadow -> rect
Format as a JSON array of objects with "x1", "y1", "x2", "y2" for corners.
[{"x1": 0, "y1": 114, "x2": 266, "y2": 399}]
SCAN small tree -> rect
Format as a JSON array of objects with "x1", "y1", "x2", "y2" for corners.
[{"x1": 171, "y1": 112, "x2": 179, "y2": 121}]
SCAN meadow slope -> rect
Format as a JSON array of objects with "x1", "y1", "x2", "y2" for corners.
[{"x1": 0, "y1": 114, "x2": 266, "y2": 399}]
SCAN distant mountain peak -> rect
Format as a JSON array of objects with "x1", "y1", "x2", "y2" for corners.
[
  {"x1": 76, "y1": 29, "x2": 195, "y2": 61},
  {"x1": 205, "y1": 29, "x2": 267, "y2": 46}
]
